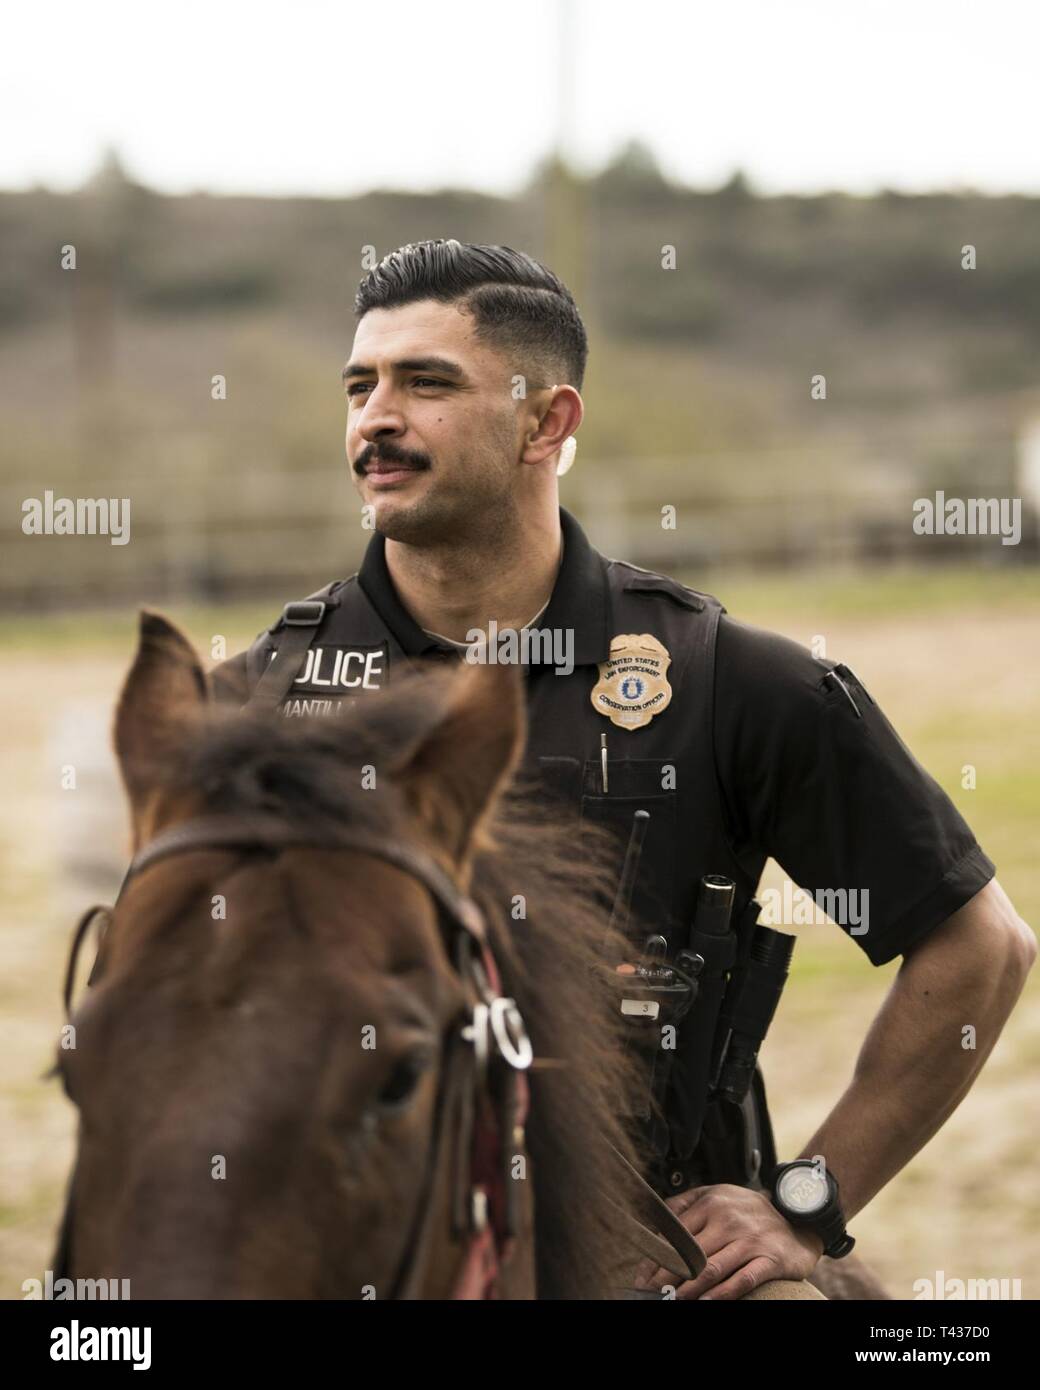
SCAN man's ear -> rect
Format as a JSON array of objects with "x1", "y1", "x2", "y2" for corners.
[
  {"x1": 114, "y1": 611, "x2": 210, "y2": 849},
  {"x1": 391, "y1": 663, "x2": 526, "y2": 876}
]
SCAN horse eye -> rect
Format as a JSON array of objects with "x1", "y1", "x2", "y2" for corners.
[{"x1": 376, "y1": 1051, "x2": 432, "y2": 1111}]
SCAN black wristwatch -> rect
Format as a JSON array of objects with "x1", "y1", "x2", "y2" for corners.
[{"x1": 768, "y1": 1160, "x2": 855, "y2": 1259}]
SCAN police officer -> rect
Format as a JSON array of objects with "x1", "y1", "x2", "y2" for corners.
[{"x1": 212, "y1": 239, "x2": 1036, "y2": 1301}]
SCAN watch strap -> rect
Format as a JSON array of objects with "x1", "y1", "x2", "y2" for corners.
[
  {"x1": 817, "y1": 1209, "x2": 856, "y2": 1259},
  {"x1": 770, "y1": 1161, "x2": 855, "y2": 1260}
]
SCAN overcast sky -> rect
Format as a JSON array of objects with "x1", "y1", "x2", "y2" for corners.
[{"x1": 5, "y1": 0, "x2": 1038, "y2": 198}]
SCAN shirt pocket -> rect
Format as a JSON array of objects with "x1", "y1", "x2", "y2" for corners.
[{"x1": 579, "y1": 758, "x2": 678, "y2": 945}]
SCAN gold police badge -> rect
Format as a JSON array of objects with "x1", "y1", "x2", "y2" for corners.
[{"x1": 590, "y1": 633, "x2": 673, "y2": 730}]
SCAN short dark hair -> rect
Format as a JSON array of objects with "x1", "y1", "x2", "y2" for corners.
[{"x1": 354, "y1": 239, "x2": 588, "y2": 390}]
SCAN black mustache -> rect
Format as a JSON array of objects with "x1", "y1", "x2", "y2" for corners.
[{"x1": 356, "y1": 446, "x2": 431, "y2": 474}]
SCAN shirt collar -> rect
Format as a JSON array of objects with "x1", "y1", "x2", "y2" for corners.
[
  {"x1": 541, "y1": 507, "x2": 613, "y2": 665},
  {"x1": 357, "y1": 506, "x2": 612, "y2": 666}
]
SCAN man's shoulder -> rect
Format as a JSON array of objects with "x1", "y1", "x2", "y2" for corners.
[
  {"x1": 714, "y1": 612, "x2": 881, "y2": 743},
  {"x1": 602, "y1": 561, "x2": 831, "y2": 702},
  {"x1": 604, "y1": 556, "x2": 725, "y2": 615},
  {"x1": 209, "y1": 574, "x2": 360, "y2": 706},
  {"x1": 237, "y1": 573, "x2": 359, "y2": 643},
  {"x1": 596, "y1": 548, "x2": 830, "y2": 696},
  {"x1": 716, "y1": 612, "x2": 828, "y2": 686}
]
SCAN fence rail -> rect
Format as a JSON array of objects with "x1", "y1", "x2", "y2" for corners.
[{"x1": 4, "y1": 461, "x2": 1036, "y2": 610}]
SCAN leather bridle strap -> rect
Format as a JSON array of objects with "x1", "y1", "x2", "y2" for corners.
[
  {"x1": 63, "y1": 904, "x2": 113, "y2": 1018},
  {"x1": 605, "y1": 1141, "x2": 707, "y2": 1283},
  {"x1": 388, "y1": 1024, "x2": 474, "y2": 1300},
  {"x1": 123, "y1": 814, "x2": 488, "y2": 944}
]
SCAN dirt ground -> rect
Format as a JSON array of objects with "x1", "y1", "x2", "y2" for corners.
[{"x1": 1, "y1": 596, "x2": 1037, "y2": 1299}]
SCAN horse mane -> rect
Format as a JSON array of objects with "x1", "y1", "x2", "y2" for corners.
[{"x1": 155, "y1": 671, "x2": 649, "y2": 1299}]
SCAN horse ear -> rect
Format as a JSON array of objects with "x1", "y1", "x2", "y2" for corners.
[
  {"x1": 392, "y1": 663, "x2": 525, "y2": 874},
  {"x1": 114, "y1": 610, "x2": 210, "y2": 847}
]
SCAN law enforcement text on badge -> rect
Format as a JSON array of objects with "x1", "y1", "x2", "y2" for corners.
[
  {"x1": 464, "y1": 621, "x2": 574, "y2": 675},
  {"x1": 591, "y1": 633, "x2": 673, "y2": 730}
]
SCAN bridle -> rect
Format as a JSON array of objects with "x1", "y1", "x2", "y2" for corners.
[
  {"x1": 56, "y1": 812, "x2": 535, "y2": 1301},
  {"x1": 55, "y1": 815, "x2": 709, "y2": 1299}
]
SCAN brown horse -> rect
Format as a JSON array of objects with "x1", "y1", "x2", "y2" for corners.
[
  {"x1": 52, "y1": 614, "x2": 889, "y2": 1300},
  {"x1": 51, "y1": 612, "x2": 670, "y2": 1299}
]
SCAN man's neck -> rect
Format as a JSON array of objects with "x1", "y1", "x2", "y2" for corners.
[{"x1": 384, "y1": 504, "x2": 563, "y2": 644}]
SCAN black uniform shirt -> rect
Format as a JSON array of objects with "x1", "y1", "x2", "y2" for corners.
[{"x1": 213, "y1": 507, "x2": 995, "y2": 969}]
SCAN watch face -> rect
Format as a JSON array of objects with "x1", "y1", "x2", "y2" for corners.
[{"x1": 778, "y1": 1165, "x2": 829, "y2": 1215}]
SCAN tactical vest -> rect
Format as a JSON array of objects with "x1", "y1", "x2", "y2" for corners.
[{"x1": 216, "y1": 558, "x2": 780, "y2": 1197}]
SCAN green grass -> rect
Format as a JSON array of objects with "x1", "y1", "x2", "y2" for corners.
[
  {"x1": 684, "y1": 564, "x2": 1040, "y2": 624},
  {"x1": 0, "y1": 602, "x2": 280, "y2": 655},
  {"x1": 2, "y1": 565, "x2": 1039, "y2": 652}
]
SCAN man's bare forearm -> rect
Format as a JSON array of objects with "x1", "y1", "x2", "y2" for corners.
[{"x1": 794, "y1": 881, "x2": 1036, "y2": 1223}]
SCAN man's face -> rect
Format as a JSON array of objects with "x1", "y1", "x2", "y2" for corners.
[{"x1": 344, "y1": 299, "x2": 532, "y2": 544}]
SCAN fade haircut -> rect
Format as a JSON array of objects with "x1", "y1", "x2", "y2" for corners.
[{"x1": 354, "y1": 239, "x2": 588, "y2": 391}]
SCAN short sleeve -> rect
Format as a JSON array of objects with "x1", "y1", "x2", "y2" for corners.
[{"x1": 713, "y1": 614, "x2": 996, "y2": 965}]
